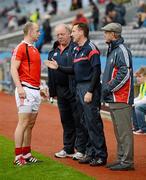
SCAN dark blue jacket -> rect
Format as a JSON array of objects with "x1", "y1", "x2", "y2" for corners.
[
  {"x1": 73, "y1": 39, "x2": 100, "y2": 83},
  {"x1": 48, "y1": 41, "x2": 76, "y2": 97}
]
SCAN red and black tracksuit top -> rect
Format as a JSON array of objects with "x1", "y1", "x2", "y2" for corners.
[
  {"x1": 73, "y1": 39, "x2": 100, "y2": 83},
  {"x1": 102, "y1": 37, "x2": 134, "y2": 105}
]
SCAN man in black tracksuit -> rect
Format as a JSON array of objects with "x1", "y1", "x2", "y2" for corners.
[
  {"x1": 47, "y1": 24, "x2": 86, "y2": 159},
  {"x1": 45, "y1": 23, "x2": 108, "y2": 166}
]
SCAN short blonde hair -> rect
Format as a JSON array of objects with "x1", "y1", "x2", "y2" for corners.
[{"x1": 23, "y1": 22, "x2": 35, "y2": 36}]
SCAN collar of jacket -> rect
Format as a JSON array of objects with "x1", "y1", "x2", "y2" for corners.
[
  {"x1": 53, "y1": 41, "x2": 60, "y2": 49},
  {"x1": 107, "y1": 37, "x2": 124, "y2": 54},
  {"x1": 77, "y1": 39, "x2": 90, "y2": 50}
]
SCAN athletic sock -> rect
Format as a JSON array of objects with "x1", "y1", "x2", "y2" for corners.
[
  {"x1": 15, "y1": 147, "x2": 22, "y2": 161},
  {"x1": 22, "y1": 146, "x2": 31, "y2": 159}
]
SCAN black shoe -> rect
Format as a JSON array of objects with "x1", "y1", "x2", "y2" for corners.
[
  {"x1": 25, "y1": 156, "x2": 43, "y2": 164},
  {"x1": 106, "y1": 161, "x2": 120, "y2": 168},
  {"x1": 90, "y1": 158, "x2": 107, "y2": 167},
  {"x1": 79, "y1": 155, "x2": 93, "y2": 164},
  {"x1": 110, "y1": 163, "x2": 135, "y2": 171}
]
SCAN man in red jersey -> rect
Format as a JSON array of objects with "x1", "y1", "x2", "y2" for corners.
[{"x1": 11, "y1": 22, "x2": 48, "y2": 166}]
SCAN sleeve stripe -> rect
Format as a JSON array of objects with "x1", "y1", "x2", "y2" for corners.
[
  {"x1": 112, "y1": 69, "x2": 130, "y2": 92},
  {"x1": 119, "y1": 44, "x2": 130, "y2": 67},
  {"x1": 73, "y1": 56, "x2": 88, "y2": 63},
  {"x1": 111, "y1": 45, "x2": 130, "y2": 92},
  {"x1": 88, "y1": 49, "x2": 100, "y2": 60}
]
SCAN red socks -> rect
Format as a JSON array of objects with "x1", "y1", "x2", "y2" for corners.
[
  {"x1": 22, "y1": 146, "x2": 31, "y2": 155},
  {"x1": 15, "y1": 146, "x2": 31, "y2": 160},
  {"x1": 15, "y1": 147, "x2": 22, "y2": 156}
]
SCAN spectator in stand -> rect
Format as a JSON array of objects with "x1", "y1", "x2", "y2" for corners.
[
  {"x1": 134, "y1": 1, "x2": 146, "y2": 28},
  {"x1": 105, "y1": 0, "x2": 116, "y2": 15},
  {"x1": 89, "y1": 0, "x2": 94, "y2": 5},
  {"x1": 137, "y1": 1, "x2": 146, "y2": 13},
  {"x1": 8, "y1": 15, "x2": 18, "y2": 32},
  {"x1": 89, "y1": 1, "x2": 99, "y2": 31},
  {"x1": 14, "y1": 0, "x2": 21, "y2": 13},
  {"x1": 103, "y1": 0, "x2": 126, "y2": 26},
  {"x1": 115, "y1": 2, "x2": 126, "y2": 17},
  {"x1": 102, "y1": 9, "x2": 125, "y2": 26},
  {"x1": 35, "y1": 25, "x2": 45, "y2": 52},
  {"x1": 43, "y1": 14, "x2": 52, "y2": 44},
  {"x1": 29, "y1": 8, "x2": 40, "y2": 23},
  {"x1": 77, "y1": 0, "x2": 83, "y2": 9},
  {"x1": 36, "y1": 14, "x2": 52, "y2": 53},
  {"x1": 70, "y1": 0, "x2": 83, "y2": 11},
  {"x1": 49, "y1": 0, "x2": 58, "y2": 15},
  {"x1": 132, "y1": 67, "x2": 146, "y2": 135},
  {"x1": 0, "y1": 5, "x2": 15, "y2": 17},
  {"x1": 141, "y1": 14, "x2": 146, "y2": 27},
  {"x1": 17, "y1": 15, "x2": 27, "y2": 26},
  {"x1": 42, "y1": 0, "x2": 49, "y2": 12},
  {"x1": 72, "y1": 11, "x2": 88, "y2": 25},
  {"x1": 98, "y1": 0, "x2": 105, "y2": 4},
  {"x1": 115, "y1": 2, "x2": 126, "y2": 25},
  {"x1": 70, "y1": 0, "x2": 78, "y2": 11}
]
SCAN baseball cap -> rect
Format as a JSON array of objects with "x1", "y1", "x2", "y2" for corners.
[{"x1": 101, "y1": 23, "x2": 122, "y2": 34}]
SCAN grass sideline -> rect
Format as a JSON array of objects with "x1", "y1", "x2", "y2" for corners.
[{"x1": 0, "y1": 136, "x2": 95, "y2": 180}]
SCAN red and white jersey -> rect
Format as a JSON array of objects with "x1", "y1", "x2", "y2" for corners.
[{"x1": 12, "y1": 41, "x2": 41, "y2": 87}]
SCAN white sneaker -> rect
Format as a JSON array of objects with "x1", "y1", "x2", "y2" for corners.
[
  {"x1": 133, "y1": 129, "x2": 146, "y2": 135},
  {"x1": 72, "y1": 152, "x2": 84, "y2": 160},
  {"x1": 55, "y1": 150, "x2": 74, "y2": 158}
]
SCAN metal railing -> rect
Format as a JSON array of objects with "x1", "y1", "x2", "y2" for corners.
[{"x1": 0, "y1": 59, "x2": 14, "y2": 93}]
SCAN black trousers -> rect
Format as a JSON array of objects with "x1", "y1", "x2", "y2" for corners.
[
  {"x1": 56, "y1": 85, "x2": 86, "y2": 154},
  {"x1": 76, "y1": 82, "x2": 108, "y2": 160}
]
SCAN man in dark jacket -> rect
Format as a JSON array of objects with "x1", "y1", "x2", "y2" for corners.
[
  {"x1": 45, "y1": 23, "x2": 108, "y2": 167},
  {"x1": 43, "y1": 15, "x2": 52, "y2": 44},
  {"x1": 47, "y1": 24, "x2": 86, "y2": 160},
  {"x1": 101, "y1": 22, "x2": 134, "y2": 171}
]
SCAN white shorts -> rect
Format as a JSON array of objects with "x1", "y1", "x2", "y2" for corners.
[{"x1": 15, "y1": 87, "x2": 41, "y2": 113}]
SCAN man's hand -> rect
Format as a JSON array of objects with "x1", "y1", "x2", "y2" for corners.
[
  {"x1": 102, "y1": 83, "x2": 111, "y2": 97},
  {"x1": 17, "y1": 86, "x2": 26, "y2": 99},
  {"x1": 40, "y1": 88, "x2": 49, "y2": 99},
  {"x1": 84, "y1": 92, "x2": 93, "y2": 103},
  {"x1": 17, "y1": 86, "x2": 26, "y2": 105},
  {"x1": 44, "y1": 59, "x2": 58, "y2": 69}
]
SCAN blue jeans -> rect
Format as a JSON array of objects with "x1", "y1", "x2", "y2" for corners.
[{"x1": 132, "y1": 104, "x2": 146, "y2": 132}]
